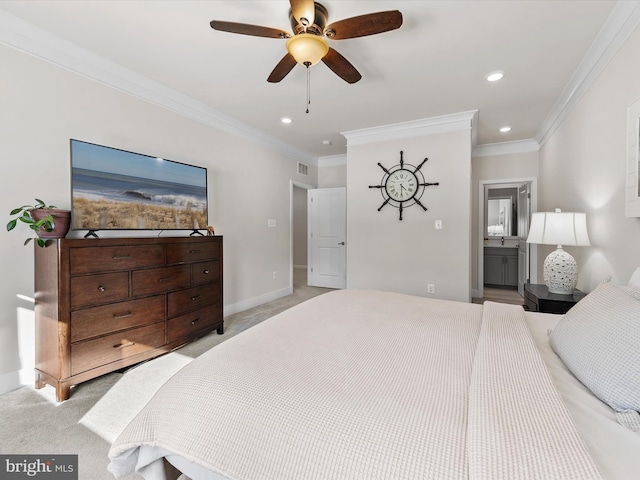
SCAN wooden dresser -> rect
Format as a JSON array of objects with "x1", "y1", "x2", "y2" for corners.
[{"x1": 34, "y1": 236, "x2": 223, "y2": 401}]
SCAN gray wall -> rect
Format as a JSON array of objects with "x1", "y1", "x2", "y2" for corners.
[
  {"x1": 0, "y1": 43, "x2": 316, "y2": 394},
  {"x1": 346, "y1": 126, "x2": 473, "y2": 302},
  {"x1": 537, "y1": 23, "x2": 640, "y2": 290},
  {"x1": 318, "y1": 156, "x2": 347, "y2": 188}
]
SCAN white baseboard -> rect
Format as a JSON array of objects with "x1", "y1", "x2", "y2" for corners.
[
  {"x1": 471, "y1": 289, "x2": 481, "y2": 299},
  {"x1": 0, "y1": 370, "x2": 22, "y2": 396},
  {"x1": 0, "y1": 365, "x2": 36, "y2": 396},
  {"x1": 223, "y1": 286, "x2": 293, "y2": 317}
]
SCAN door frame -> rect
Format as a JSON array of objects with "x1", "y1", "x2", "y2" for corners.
[
  {"x1": 290, "y1": 180, "x2": 315, "y2": 291},
  {"x1": 477, "y1": 177, "x2": 538, "y2": 299}
]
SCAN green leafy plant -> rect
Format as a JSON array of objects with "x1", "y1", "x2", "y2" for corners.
[{"x1": 7, "y1": 199, "x2": 58, "y2": 247}]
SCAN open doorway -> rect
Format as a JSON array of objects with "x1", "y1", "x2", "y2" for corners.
[
  {"x1": 477, "y1": 178, "x2": 538, "y2": 302},
  {"x1": 291, "y1": 181, "x2": 313, "y2": 292}
]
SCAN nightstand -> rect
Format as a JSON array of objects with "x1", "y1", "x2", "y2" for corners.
[{"x1": 524, "y1": 283, "x2": 586, "y2": 314}]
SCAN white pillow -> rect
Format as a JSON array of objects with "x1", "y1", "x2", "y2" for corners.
[
  {"x1": 550, "y1": 282, "x2": 640, "y2": 430},
  {"x1": 628, "y1": 267, "x2": 640, "y2": 291}
]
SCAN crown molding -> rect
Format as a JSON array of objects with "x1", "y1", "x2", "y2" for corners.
[
  {"x1": 472, "y1": 139, "x2": 539, "y2": 158},
  {"x1": 342, "y1": 110, "x2": 478, "y2": 147},
  {"x1": 536, "y1": 0, "x2": 640, "y2": 147},
  {"x1": 318, "y1": 154, "x2": 347, "y2": 167},
  {"x1": 3, "y1": 1, "x2": 638, "y2": 163},
  {"x1": 0, "y1": 9, "x2": 317, "y2": 166}
]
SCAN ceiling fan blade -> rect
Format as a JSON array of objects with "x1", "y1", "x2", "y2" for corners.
[
  {"x1": 322, "y1": 48, "x2": 361, "y2": 84},
  {"x1": 210, "y1": 20, "x2": 290, "y2": 39},
  {"x1": 267, "y1": 53, "x2": 298, "y2": 83},
  {"x1": 325, "y1": 10, "x2": 403, "y2": 39},
  {"x1": 290, "y1": 0, "x2": 315, "y2": 28}
]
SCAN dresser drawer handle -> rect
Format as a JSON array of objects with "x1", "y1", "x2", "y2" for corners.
[
  {"x1": 158, "y1": 277, "x2": 173, "y2": 282},
  {"x1": 189, "y1": 249, "x2": 201, "y2": 254},
  {"x1": 112, "y1": 255, "x2": 132, "y2": 260},
  {"x1": 203, "y1": 269, "x2": 210, "y2": 275},
  {"x1": 113, "y1": 341, "x2": 135, "y2": 349},
  {"x1": 191, "y1": 318, "x2": 200, "y2": 325},
  {"x1": 113, "y1": 311, "x2": 133, "y2": 320},
  {"x1": 98, "y1": 286, "x2": 106, "y2": 292},
  {"x1": 191, "y1": 295, "x2": 201, "y2": 301}
]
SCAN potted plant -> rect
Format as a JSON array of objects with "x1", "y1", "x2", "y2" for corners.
[{"x1": 7, "y1": 199, "x2": 71, "y2": 247}]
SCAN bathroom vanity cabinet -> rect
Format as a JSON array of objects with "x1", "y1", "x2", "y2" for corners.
[{"x1": 483, "y1": 247, "x2": 518, "y2": 287}]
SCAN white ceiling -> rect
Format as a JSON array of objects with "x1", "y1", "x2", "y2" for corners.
[{"x1": 0, "y1": 1, "x2": 634, "y2": 159}]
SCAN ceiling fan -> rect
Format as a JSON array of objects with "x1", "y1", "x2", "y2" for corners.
[{"x1": 210, "y1": 0, "x2": 403, "y2": 84}]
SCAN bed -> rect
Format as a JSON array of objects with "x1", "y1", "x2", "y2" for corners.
[{"x1": 108, "y1": 285, "x2": 640, "y2": 480}]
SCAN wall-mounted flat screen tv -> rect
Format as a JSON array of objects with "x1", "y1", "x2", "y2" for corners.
[{"x1": 70, "y1": 139, "x2": 208, "y2": 232}]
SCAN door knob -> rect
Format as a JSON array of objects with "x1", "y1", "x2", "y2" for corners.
[{"x1": 338, "y1": 242, "x2": 345, "y2": 245}]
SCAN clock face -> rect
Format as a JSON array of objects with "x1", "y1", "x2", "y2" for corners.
[{"x1": 385, "y1": 169, "x2": 418, "y2": 202}]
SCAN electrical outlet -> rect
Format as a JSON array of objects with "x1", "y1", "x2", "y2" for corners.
[
  {"x1": 435, "y1": 220, "x2": 443, "y2": 230},
  {"x1": 268, "y1": 219, "x2": 277, "y2": 228},
  {"x1": 427, "y1": 284, "x2": 435, "y2": 294}
]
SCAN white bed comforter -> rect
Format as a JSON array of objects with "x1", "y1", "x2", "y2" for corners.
[{"x1": 108, "y1": 290, "x2": 602, "y2": 480}]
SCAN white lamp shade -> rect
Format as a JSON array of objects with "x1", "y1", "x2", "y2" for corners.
[{"x1": 526, "y1": 211, "x2": 590, "y2": 247}]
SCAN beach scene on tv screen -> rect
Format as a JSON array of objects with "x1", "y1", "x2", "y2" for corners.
[{"x1": 71, "y1": 140, "x2": 208, "y2": 230}]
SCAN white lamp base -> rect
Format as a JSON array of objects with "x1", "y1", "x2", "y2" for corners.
[{"x1": 543, "y1": 246, "x2": 578, "y2": 295}]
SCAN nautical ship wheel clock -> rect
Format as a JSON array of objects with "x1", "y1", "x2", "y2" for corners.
[{"x1": 369, "y1": 151, "x2": 439, "y2": 220}]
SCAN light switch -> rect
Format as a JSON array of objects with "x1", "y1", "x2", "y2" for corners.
[
  {"x1": 435, "y1": 220, "x2": 443, "y2": 230},
  {"x1": 268, "y1": 219, "x2": 277, "y2": 228}
]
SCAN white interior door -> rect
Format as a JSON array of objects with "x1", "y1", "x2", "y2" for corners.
[
  {"x1": 308, "y1": 187, "x2": 346, "y2": 289},
  {"x1": 517, "y1": 183, "x2": 531, "y2": 296}
]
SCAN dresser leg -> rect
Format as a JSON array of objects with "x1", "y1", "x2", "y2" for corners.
[
  {"x1": 56, "y1": 383, "x2": 71, "y2": 402},
  {"x1": 217, "y1": 323, "x2": 224, "y2": 335},
  {"x1": 35, "y1": 373, "x2": 71, "y2": 401}
]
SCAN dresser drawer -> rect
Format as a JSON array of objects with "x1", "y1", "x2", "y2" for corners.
[
  {"x1": 70, "y1": 272, "x2": 129, "y2": 309},
  {"x1": 71, "y1": 296, "x2": 165, "y2": 343},
  {"x1": 69, "y1": 245, "x2": 164, "y2": 275},
  {"x1": 167, "y1": 284, "x2": 220, "y2": 318},
  {"x1": 70, "y1": 322, "x2": 165, "y2": 376},
  {"x1": 192, "y1": 260, "x2": 221, "y2": 285},
  {"x1": 166, "y1": 241, "x2": 220, "y2": 264},
  {"x1": 167, "y1": 305, "x2": 221, "y2": 343},
  {"x1": 131, "y1": 265, "x2": 191, "y2": 297}
]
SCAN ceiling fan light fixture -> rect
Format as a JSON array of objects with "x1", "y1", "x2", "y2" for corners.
[{"x1": 286, "y1": 33, "x2": 329, "y2": 66}]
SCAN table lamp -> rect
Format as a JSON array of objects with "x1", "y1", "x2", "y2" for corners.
[{"x1": 526, "y1": 208, "x2": 590, "y2": 295}]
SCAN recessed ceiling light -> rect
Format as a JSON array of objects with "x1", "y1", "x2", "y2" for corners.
[
  {"x1": 486, "y1": 71, "x2": 504, "y2": 82},
  {"x1": 500, "y1": 126, "x2": 512, "y2": 133},
  {"x1": 281, "y1": 117, "x2": 293, "y2": 124},
  {"x1": 322, "y1": 140, "x2": 332, "y2": 145}
]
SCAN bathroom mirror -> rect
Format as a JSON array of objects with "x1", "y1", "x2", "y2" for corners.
[{"x1": 485, "y1": 187, "x2": 518, "y2": 237}]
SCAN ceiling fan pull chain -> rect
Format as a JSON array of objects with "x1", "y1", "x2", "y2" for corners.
[{"x1": 305, "y1": 61, "x2": 311, "y2": 114}]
